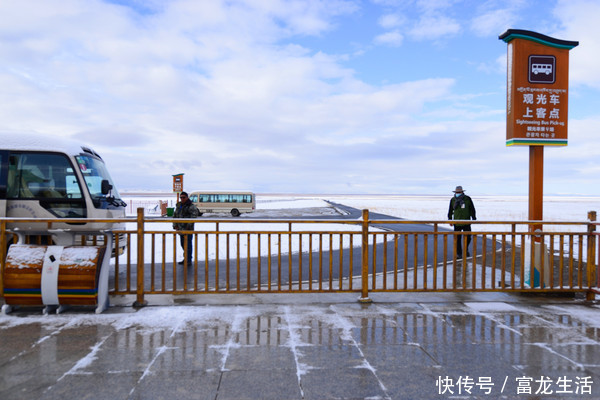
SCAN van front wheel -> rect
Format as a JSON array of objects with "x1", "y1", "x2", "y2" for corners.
[{"x1": 231, "y1": 209, "x2": 240, "y2": 217}]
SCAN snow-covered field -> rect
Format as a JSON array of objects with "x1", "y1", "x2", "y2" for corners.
[
  {"x1": 121, "y1": 195, "x2": 363, "y2": 264},
  {"x1": 127, "y1": 193, "x2": 599, "y2": 222},
  {"x1": 335, "y1": 194, "x2": 598, "y2": 226},
  {"x1": 119, "y1": 194, "x2": 599, "y2": 265}
]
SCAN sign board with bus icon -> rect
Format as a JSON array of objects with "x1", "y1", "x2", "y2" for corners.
[
  {"x1": 500, "y1": 28, "x2": 577, "y2": 146},
  {"x1": 172, "y1": 173, "x2": 184, "y2": 193},
  {"x1": 529, "y1": 55, "x2": 555, "y2": 84}
]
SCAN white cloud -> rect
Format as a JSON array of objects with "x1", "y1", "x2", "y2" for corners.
[
  {"x1": 0, "y1": 0, "x2": 454, "y2": 192},
  {"x1": 469, "y1": 0, "x2": 526, "y2": 37},
  {"x1": 471, "y1": 8, "x2": 514, "y2": 37},
  {"x1": 477, "y1": 54, "x2": 507, "y2": 75},
  {"x1": 408, "y1": 15, "x2": 461, "y2": 41},
  {"x1": 374, "y1": 30, "x2": 404, "y2": 46},
  {"x1": 378, "y1": 13, "x2": 405, "y2": 29},
  {"x1": 0, "y1": 0, "x2": 598, "y2": 195},
  {"x1": 415, "y1": 0, "x2": 454, "y2": 15},
  {"x1": 374, "y1": 0, "x2": 461, "y2": 43},
  {"x1": 552, "y1": 0, "x2": 600, "y2": 89}
]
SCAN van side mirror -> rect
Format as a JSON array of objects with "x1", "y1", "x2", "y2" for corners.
[{"x1": 101, "y1": 179, "x2": 113, "y2": 195}]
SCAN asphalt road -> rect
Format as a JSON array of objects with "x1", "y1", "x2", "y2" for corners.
[{"x1": 113, "y1": 202, "x2": 495, "y2": 292}]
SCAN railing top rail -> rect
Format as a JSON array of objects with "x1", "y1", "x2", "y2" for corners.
[
  {"x1": 131, "y1": 229, "x2": 591, "y2": 236},
  {"x1": 0, "y1": 217, "x2": 134, "y2": 224},
  {"x1": 139, "y1": 229, "x2": 365, "y2": 235},
  {"x1": 0, "y1": 216, "x2": 595, "y2": 226},
  {"x1": 156, "y1": 218, "x2": 363, "y2": 225},
  {"x1": 371, "y1": 219, "x2": 594, "y2": 226}
]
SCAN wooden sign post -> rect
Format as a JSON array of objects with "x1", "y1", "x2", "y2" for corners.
[
  {"x1": 172, "y1": 173, "x2": 184, "y2": 203},
  {"x1": 499, "y1": 29, "x2": 578, "y2": 286}
]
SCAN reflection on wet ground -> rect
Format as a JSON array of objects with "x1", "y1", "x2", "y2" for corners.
[{"x1": 1, "y1": 294, "x2": 599, "y2": 399}]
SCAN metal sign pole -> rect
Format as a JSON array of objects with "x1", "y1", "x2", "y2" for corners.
[{"x1": 529, "y1": 146, "x2": 544, "y2": 232}]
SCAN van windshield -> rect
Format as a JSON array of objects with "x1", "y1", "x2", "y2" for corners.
[{"x1": 75, "y1": 154, "x2": 122, "y2": 206}]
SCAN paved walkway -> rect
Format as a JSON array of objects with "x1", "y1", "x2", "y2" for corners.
[{"x1": 1, "y1": 292, "x2": 599, "y2": 399}]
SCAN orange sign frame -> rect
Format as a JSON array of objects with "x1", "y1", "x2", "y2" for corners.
[
  {"x1": 500, "y1": 30, "x2": 578, "y2": 146},
  {"x1": 172, "y1": 173, "x2": 184, "y2": 193}
]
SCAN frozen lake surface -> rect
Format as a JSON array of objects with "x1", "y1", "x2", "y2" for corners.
[
  {"x1": 125, "y1": 193, "x2": 600, "y2": 222},
  {"x1": 119, "y1": 193, "x2": 599, "y2": 265}
]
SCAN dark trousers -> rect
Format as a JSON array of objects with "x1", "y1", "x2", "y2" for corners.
[
  {"x1": 454, "y1": 225, "x2": 472, "y2": 257},
  {"x1": 179, "y1": 233, "x2": 193, "y2": 263}
]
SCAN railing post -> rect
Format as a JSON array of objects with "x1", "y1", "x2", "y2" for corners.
[
  {"x1": 359, "y1": 209, "x2": 372, "y2": 303},
  {"x1": 134, "y1": 207, "x2": 147, "y2": 307},
  {"x1": 587, "y1": 211, "x2": 597, "y2": 301}
]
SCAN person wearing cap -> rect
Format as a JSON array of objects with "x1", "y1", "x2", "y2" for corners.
[
  {"x1": 448, "y1": 186, "x2": 476, "y2": 258},
  {"x1": 173, "y1": 191, "x2": 200, "y2": 265}
]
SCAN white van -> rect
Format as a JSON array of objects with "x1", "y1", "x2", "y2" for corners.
[{"x1": 1, "y1": 134, "x2": 126, "y2": 248}]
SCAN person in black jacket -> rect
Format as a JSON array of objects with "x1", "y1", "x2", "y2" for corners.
[
  {"x1": 448, "y1": 186, "x2": 476, "y2": 258},
  {"x1": 173, "y1": 191, "x2": 200, "y2": 265}
]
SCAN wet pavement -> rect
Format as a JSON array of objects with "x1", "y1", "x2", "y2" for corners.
[{"x1": 1, "y1": 292, "x2": 599, "y2": 399}]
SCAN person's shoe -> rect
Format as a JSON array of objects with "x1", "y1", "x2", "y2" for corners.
[
  {"x1": 466, "y1": 252, "x2": 471, "y2": 257},
  {"x1": 178, "y1": 260, "x2": 185, "y2": 265}
]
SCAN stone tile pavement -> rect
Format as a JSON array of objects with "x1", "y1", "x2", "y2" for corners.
[{"x1": 1, "y1": 292, "x2": 599, "y2": 399}]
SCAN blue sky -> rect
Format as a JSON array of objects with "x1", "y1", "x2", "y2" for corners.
[{"x1": 1, "y1": 0, "x2": 600, "y2": 196}]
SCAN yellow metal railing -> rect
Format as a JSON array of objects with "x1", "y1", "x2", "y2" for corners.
[{"x1": 0, "y1": 209, "x2": 598, "y2": 306}]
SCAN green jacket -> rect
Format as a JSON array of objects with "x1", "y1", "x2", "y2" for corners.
[
  {"x1": 173, "y1": 200, "x2": 200, "y2": 231},
  {"x1": 448, "y1": 194, "x2": 476, "y2": 226}
]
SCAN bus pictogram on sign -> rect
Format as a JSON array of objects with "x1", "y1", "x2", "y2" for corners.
[{"x1": 529, "y1": 55, "x2": 555, "y2": 84}]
